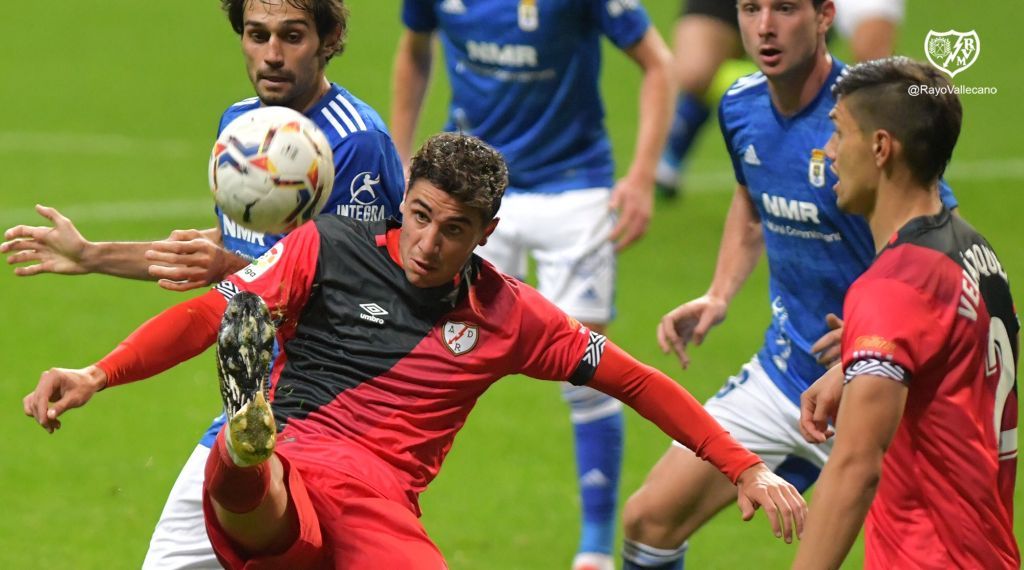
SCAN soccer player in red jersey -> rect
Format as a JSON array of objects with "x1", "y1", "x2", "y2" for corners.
[
  {"x1": 24, "y1": 133, "x2": 805, "y2": 569},
  {"x1": 795, "y1": 57, "x2": 1019, "y2": 569}
]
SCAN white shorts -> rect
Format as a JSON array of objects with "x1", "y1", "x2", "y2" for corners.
[
  {"x1": 833, "y1": 0, "x2": 905, "y2": 39},
  {"x1": 674, "y1": 357, "x2": 831, "y2": 485},
  {"x1": 475, "y1": 188, "x2": 615, "y2": 324},
  {"x1": 142, "y1": 444, "x2": 221, "y2": 569}
]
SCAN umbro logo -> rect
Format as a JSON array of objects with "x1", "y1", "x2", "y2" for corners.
[
  {"x1": 359, "y1": 303, "x2": 388, "y2": 325},
  {"x1": 743, "y1": 144, "x2": 761, "y2": 166}
]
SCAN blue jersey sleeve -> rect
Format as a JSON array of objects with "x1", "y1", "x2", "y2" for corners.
[
  {"x1": 590, "y1": 0, "x2": 650, "y2": 49},
  {"x1": 402, "y1": 0, "x2": 437, "y2": 33},
  {"x1": 718, "y1": 101, "x2": 746, "y2": 186},
  {"x1": 327, "y1": 130, "x2": 405, "y2": 221},
  {"x1": 938, "y1": 178, "x2": 958, "y2": 210}
]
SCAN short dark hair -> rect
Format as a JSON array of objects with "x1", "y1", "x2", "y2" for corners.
[
  {"x1": 408, "y1": 133, "x2": 508, "y2": 223},
  {"x1": 221, "y1": 0, "x2": 348, "y2": 60},
  {"x1": 833, "y1": 56, "x2": 962, "y2": 186}
]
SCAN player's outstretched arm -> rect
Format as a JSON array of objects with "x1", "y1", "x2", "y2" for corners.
[
  {"x1": 145, "y1": 228, "x2": 249, "y2": 292},
  {"x1": 793, "y1": 374, "x2": 907, "y2": 569},
  {"x1": 22, "y1": 291, "x2": 227, "y2": 434},
  {"x1": 588, "y1": 342, "x2": 806, "y2": 542},
  {"x1": 23, "y1": 366, "x2": 107, "y2": 434},
  {"x1": 609, "y1": 27, "x2": 674, "y2": 251},
  {"x1": 657, "y1": 185, "x2": 763, "y2": 368},
  {"x1": 390, "y1": 29, "x2": 434, "y2": 171},
  {"x1": 798, "y1": 364, "x2": 843, "y2": 443}
]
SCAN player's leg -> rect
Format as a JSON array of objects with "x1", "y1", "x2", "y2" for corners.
[
  {"x1": 525, "y1": 188, "x2": 622, "y2": 570},
  {"x1": 833, "y1": 0, "x2": 905, "y2": 61},
  {"x1": 142, "y1": 443, "x2": 221, "y2": 569},
  {"x1": 202, "y1": 290, "x2": 301, "y2": 560},
  {"x1": 657, "y1": 0, "x2": 743, "y2": 197},
  {"x1": 621, "y1": 358, "x2": 826, "y2": 569}
]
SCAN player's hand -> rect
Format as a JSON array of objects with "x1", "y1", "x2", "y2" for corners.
[
  {"x1": 145, "y1": 230, "x2": 244, "y2": 292},
  {"x1": 809, "y1": 313, "x2": 844, "y2": 367},
  {"x1": 735, "y1": 463, "x2": 806, "y2": 543},
  {"x1": 23, "y1": 365, "x2": 107, "y2": 433},
  {"x1": 1, "y1": 205, "x2": 93, "y2": 276},
  {"x1": 799, "y1": 364, "x2": 843, "y2": 443},
  {"x1": 656, "y1": 295, "x2": 728, "y2": 369},
  {"x1": 608, "y1": 171, "x2": 654, "y2": 252}
]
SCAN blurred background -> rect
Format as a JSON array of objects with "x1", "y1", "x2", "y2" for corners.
[{"x1": 0, "y1": 1, "x2": 1020, "y2": 567}]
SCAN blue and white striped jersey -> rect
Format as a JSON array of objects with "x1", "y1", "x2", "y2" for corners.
[
  {"x1": 216, "y1": 83, "x2": 405, "y2": 261},
  {"x1": 402, "y1": 0, "x2": 650, "y2": 195}
]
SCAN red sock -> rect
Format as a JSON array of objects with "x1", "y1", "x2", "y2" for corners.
[{"x1": 205, "y1": 432, "x2": 272, "y2": 514}]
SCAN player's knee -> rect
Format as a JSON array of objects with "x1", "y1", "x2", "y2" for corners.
[{"x1": 622, "y1": 490, "x2": 683, "y2": 547}]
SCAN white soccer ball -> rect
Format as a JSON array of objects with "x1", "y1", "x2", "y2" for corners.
[{"x1": 209, "y1": 106, "x2": 334, "y2": 234}]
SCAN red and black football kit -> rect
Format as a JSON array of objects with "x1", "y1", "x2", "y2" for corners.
[
  {"x1": 97, "y1": 215, "x2": 762, "y2": 568},
  {"x1": 841, "y1": 207, "x2": 1019, "y2": 569}
]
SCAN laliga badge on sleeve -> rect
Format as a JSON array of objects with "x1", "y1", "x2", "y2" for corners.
[
  {"x1": 925, "y1": 30, "x2": 980, "y2": 78},
  {"x1": 808, "y1": 148, "x2": 827, "y2": 188}
]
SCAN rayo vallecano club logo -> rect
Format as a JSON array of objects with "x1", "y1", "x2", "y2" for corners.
[{"x1": 925, "y1": 30, "x2": 980, "y2": 77}]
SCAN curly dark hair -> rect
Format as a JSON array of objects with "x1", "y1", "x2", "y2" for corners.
[
  {"x1": 409, "y1": 133, "x2": 509, "y2": 222},
  {"x1": 221, "y1": 0, "x2": 348, "y2": 61},
  {"x1": 833, "y1": 56, "x2": 962, "y2": 186}
]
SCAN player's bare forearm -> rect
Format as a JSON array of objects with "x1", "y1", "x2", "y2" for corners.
[
  {"x1": 391, "y1": 30, "x2": 434, "y2": 168},
  {"x1": 706, "y1": 185, "x2": 763, "y2": 304},
  {"x1": 84, "y1": 240, "x2": 172, "y2": 280},
  {"x1": 794, "y1": 375, "x2": 907, "y2": 568},
  {"x1": 624, "y1": 27, "x2": 674, "y2": 183}
]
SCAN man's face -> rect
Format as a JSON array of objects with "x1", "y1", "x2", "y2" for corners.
[
  {"x1": 241, "y1": 0, "x2": 335, "y2": 112},
  {"x1": 825, "y1": 99, "x2": 879, "y2": 216},
  {"x1": 398, "y1": 180, "x2": 497, "y2": 289},
  {"x1": 737, "y1": 0, "x2": 832, "y2": 79}
]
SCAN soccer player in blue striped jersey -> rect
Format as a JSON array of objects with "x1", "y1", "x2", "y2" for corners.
[
  {"x1": 2, "y1": 1, "x2": 403, "y2": 568},
  {"x1": 619, "y1": 1, "x2": 957, "y2": 569},
  {"x1": 391, "y1": 1, "x2": 673, "y2": 568}
]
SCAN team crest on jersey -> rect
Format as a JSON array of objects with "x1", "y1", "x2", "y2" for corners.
[
  {"x1": 237, "y1": 243, "x2": 283, "y2": 283},
  {"x1": 518, "y1": 0, "x2": 539, "y2": 31},
  {"x1": 808, "y1": 148, "x2": 827, "y2": 188},
  {"x1": 443, "y1": 321, "x2": 479, "y2": 355}
]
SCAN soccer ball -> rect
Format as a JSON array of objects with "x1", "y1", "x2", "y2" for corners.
[{"x1": 209, "y1": 106, "x2": 334, "y2": 234}]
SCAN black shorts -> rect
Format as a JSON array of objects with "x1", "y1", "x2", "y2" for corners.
[{"x1": 681, "y1": 0, "x2": 738, "y2": 30}]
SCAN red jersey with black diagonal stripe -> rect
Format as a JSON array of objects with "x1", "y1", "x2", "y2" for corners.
[
  {"x1": 840, "y1": 207, "x2": 1019, "y2": 569},
  {"x1": 219, "y1": 215, "x2": 600, "y2": 510}
]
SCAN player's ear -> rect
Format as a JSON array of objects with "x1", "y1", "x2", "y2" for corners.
[
  {"x1": 320, "y1": 24, "x2": 343, "y2": 59},
  {"x1": 478, "y1": 218, "x2": 499, "y2": 246},
  {"x1": 872, "y1": 130, "x2": 892, "y2": 168},
  {"x1": 817, "y1": 0, "x2": 836, "y2": 34}
]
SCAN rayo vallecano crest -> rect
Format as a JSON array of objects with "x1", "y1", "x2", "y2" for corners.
[
  {"x1": 924, "y1": 30, "x2": 980, "y2": 77},
  {"x1": 443, "y1": 321, "x2": 479, "y2": 355}
]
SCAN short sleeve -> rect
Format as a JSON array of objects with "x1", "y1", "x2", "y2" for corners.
[
  {"x1": 514, "y1": 285, "x2": 605, "y2": 385},
  {"x1": 402, "y1": 0, "x2": 438, "y2": 32},
  {"x1": 841, "y1": 277, "x2": 939, "y2": 385},
  {"x1": 218, "y1": 220, "x2": 321, "y2": 332},
  {"x1": 328, "y1": 131, "x2": 406, "y2": 220},
  {"x1": 590, "y1": 0, "x2": 651, "y2": 50},
  {"x1": 718, "y1": 101, "x2": 746, "y2": 186},
  {"x1": 938, "y1": 177, "x2": 958, "y2": 210}
]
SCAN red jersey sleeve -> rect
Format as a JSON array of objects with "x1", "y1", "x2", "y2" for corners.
[
  {"x1": 841, "y1": 276, "x2": 942, "y2": 385},
  {"x1": 217, "y1": 219, "x2": 322, "y2": 336},
  {"x1": 513, "y1": 284, "x2": 599, "y2": 384},
  {"x1": 589, "y1": 343, "x2": 762, "y2": 483}
]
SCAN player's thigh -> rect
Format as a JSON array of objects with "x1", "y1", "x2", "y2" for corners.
[
  {"x1": 143, "y1": 444, "x2": 220, "y2": 570},
  {"x1": 525, "y1": 188, "x2": 615, "y2": 325},
  {"x1": 624, "y1": 443, "x2": 737, "y2": 543},
  {"x1": 674, "y1": 7, "x2": 743, "y2": 93},
  {"x1": 474, "y1": 193, "x2": 528, "y2": 278}
]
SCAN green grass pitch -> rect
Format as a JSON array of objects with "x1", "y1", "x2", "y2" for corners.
[{"x1": 1, "y1": 1, "x2": 1020, "y2": 568}]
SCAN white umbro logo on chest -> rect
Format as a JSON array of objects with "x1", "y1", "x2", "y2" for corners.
[{"x1": 359, "y1": 303, "x2": 388, "y2": 325}]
